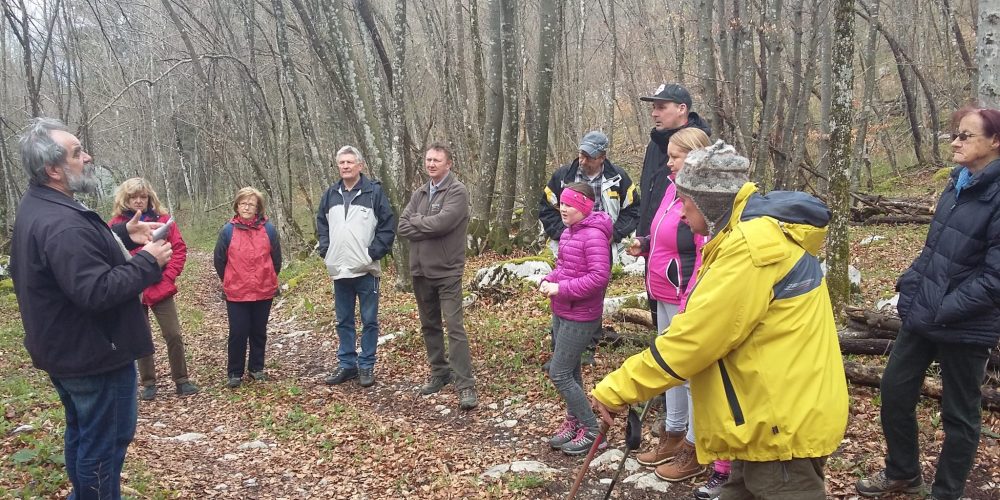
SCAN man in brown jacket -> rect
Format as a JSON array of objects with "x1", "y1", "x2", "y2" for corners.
[{"x1": 398, "y1": 142, "x2": 478, "y2": 410}]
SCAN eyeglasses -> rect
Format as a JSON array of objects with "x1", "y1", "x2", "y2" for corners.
[
  {"x1": 950, "y1": 132, "x2": 979, "y2": 142},
  {"x1": 238, "y1": 201, "x2": 257, "y2": 208}
]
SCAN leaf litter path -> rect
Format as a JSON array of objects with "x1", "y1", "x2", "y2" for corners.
[
  {"x1": 127, "y1": 251, "x2": 684, "y2": 499},
  {"x1": 126, "y1": 251, "x2": 1000, "y2": 499}
]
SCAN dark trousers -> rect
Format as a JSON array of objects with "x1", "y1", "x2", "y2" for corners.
[
  {"x1": 880, "y1": 328, "x2": 990, "y2": 500},
  {"x1": 412, "y1": 275, "x2": 475, "y2": 390},
  {"x1": 226, "y1": 299, "x2": 273, "y2": 377},
  {"x1": 50, "y1": 363, "x2": 137, "y2": 500},
  {"x1": 721, "y1": 458, "x2": 827, "y2": 499}
]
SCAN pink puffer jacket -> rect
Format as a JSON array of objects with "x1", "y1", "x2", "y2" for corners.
[{"x1": 544, "y1": 211, "x2": 613, "y2": 321}]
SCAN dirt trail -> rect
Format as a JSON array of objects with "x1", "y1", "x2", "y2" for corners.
[{"x1": 127, "y1": 251, "x2": 679, "y2": 499}]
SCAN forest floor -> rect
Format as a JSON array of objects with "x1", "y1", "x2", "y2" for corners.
[{"x1": 2, "y1": 221, "x2": 1000, "y2": 498}]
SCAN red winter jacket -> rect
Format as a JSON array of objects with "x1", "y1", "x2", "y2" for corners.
[
  {"x1": 108, "y1": 211, "x2": 186, "y2": 306},
  {"x1": 543, "y1": 211, "x2": 613, "y2": 321},
  {"x1": 213, "y1": 215, "x2": 281, "y2": 302}
]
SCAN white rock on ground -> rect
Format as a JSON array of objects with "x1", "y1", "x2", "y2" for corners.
[
  {"x1": 237, "y1": 440, "x2": 269, "y2": 450},
  {"x1": 480, "y1": 460, "x2": 560, "y2": 479},
  {"x1": 473, "y1": 260, "x2": 553, "y2": 290},
  {"x1": 623, "y1": 256, "x2": 646, "y2": 276},
  {"x1": 876, "y1": 293, "x2": 899, "y2": 313},
  {"x1": 860, "y1": 235, "x2": 885, "y2": 245},
  {"x1": 168, "y1": 432, "x2": 206, "y2": 442},
  {"x1": 624, "y1": 471, "x2": 672, "y2": 492},
  {"x1": 603, "y1": 293, "x2": 646, "y2": 317}
]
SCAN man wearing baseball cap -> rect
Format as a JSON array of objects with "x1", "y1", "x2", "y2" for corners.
[
  {"x1": 592, "y1": 141, "x2": 848, "y2": 499},
  {"x1": 539, "y1": 130, "x2": 639, "y2": 257},
  {"x1": 538, "y1": 129, "x2": 639, "y2": 368},
  {"x1": 637, "y1": 83, "x2": 711, "y2": 239}
]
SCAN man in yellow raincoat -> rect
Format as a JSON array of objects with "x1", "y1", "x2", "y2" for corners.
[{"x1": 592, "y1": 141, "x2": 848, "y2": 499}]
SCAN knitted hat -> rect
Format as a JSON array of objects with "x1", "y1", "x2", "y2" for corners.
[{"x1": 674, "y1": 140, "x2": 750, "y2": 234}]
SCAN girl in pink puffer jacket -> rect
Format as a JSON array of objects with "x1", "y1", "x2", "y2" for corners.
[{"x1": 539, "y1": 182, "x2": 613, "y2": 456}]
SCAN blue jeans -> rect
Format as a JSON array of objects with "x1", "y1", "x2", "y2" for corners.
[
  {"x1": 334, "y1": 274, "x2": 380, "y2": 369},
  {"x1": 49, "y1": 363, "x2": 138, "y2": 500}
]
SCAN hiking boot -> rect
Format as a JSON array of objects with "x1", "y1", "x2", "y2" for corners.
[
  {"x1": 654, "y1": 440, "x2": 705, "y2": 481},
  {"x1": 226, "y1": 376, "x2": 242, "y2": 389},
  {"x1": 358, "y1": 367, "x2": 375, "y2": 388},
  {"x1": 420, "y1": 373, "x2": 452, "y2": 395},
  {"x1": 561, "y1": 426, "x2": 607, "y2": 456},
  {"x1": 637, "y1": 430, "x2": 686, "y2": 466},
  {"x1": 139, "y1": 385, "x2": 157, "y2": 401},
  {"x1": 694, "y1": 466, "x2": 730, "y2": 499},
  {"x1": 249, "y1": 371, "x2": 268, "y2": 382},
  {"x1": 855, "y1": 471, "x2": 923, "y2": 497},
  {"x1": 458, "y1": 387, "x2": 478, "y2": 410},
  {"x1": 542, "y1": 360, "x2": 551, "y2": 374},
  {"x1": 175, "y1": 382, "x2": 200, "y2": 396},
  {"x1": 325, "y1": 367, "x2": 358, "y2": 385},
  {"x1": 548, "y1": 415, "x2": 581, "y2": 449}
]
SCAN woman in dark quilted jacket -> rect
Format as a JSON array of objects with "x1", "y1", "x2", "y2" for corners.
[
  {"x1": 858, "y1": 107, "x2": 1000, "y2": 500},
  {"x1": 109, "y1": 178, "x2": 199, "y2": 400}
]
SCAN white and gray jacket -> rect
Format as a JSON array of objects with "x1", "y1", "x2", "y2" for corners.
[{"x1": 316, "y1": 175, "x2": 396, "y2": 280}]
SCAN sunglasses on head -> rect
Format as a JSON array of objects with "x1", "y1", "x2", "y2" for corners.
[{"x1": 950, "y1": 132, "x2": 979, "y2": 141}]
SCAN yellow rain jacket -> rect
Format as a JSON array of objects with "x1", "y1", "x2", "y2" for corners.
[{"x1": 593, "y1": 183, "x2": 848, "y2": 463}]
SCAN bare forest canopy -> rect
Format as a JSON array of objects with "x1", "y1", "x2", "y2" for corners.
[{"x1": 0, "y1": 0, "x2": 991, "y2": 257}]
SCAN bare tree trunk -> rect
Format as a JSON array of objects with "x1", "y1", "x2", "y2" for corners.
[
  {"x1": 752, "y1": 0, "x2": 784, "y2": 191},
  {"x1": 854, "y1": 0, "x2": 879, "y2": 191},
  {"x1": 388, "y1": 0, "x2": 412, "y2": 290},
  {"x1": 979, "y1": 0, "x2": 1000, "y2": 107},
  {"x1": 697, "y1": 0, "x2": 719, "y2": 134},
  {"x1": 818, "y1": 0, "x2": 832, "y2": 193},
  {"x1": 272, "y1": 0, "x2": 327, "y2": 198},
  {"x1": 827, "y1": 0, "x2": 856, "y2": 323},
  {"x1": 470, "y1": 0, "x2": 504, "y2": 252},
  {"x1": 518, "y1": 0, "x2": 561, "y2": 245},
  {"x1": 490, "y1": 0, "x2": 521, "y2": 254},
  {"x1": 604, "y1": 0, "x2": 617, "y2": 148},
  {"x1": 942, "y1": 0, "x2": 977, "y2": 83}
]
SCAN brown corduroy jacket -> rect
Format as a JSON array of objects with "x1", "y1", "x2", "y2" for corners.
[{"x1": 398, "y1": 173, "x2": 469, "y2": 279}]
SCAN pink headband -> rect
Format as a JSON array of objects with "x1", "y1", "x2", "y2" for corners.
[{"x1": 560, "y1": 188, "x2": 594, "y2": 215}]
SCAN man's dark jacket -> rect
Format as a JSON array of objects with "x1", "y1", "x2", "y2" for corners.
[
  {"x1": 896, "y1": 160, "x2": 1000, "y2": 347},
  {"x1": 538, "y1": 158, "x2": 639, "y2": 243},
  {"x1": 11, "y1": 184, "x2": 162, "y2": 377},
  {"x1": 636, "y1": 112, "x2": 712, "y2": 237}
]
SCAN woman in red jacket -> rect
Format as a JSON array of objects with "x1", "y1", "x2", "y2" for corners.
[
  {"x1": 109, "y1": 178, "x2": 200, "y2": 400},
  {"x1": 214, "y1": 187, "x2": 282, "y2": 388}
]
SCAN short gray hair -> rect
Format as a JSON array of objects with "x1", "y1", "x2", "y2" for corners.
[
  {"x1": 336, "y1": 145, "x2": 364, "y2": 165},
  {"x1": 19, "y1": 117, "x2": 69, "y2": 185}
]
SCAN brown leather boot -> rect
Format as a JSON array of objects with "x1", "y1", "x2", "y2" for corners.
[
  {"x1": 654, "y1": 440, "x2": 706, "y2": 482},
  {"x1": 636, "y1": 430, "x2": 685, "y2": 466}
]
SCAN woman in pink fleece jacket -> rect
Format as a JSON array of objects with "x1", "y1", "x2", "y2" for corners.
[{"x1": 539, "y1": 182, "x2": 613, "y2": 456}]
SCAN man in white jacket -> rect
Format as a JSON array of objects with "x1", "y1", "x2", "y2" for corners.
[{"x1": 317, "y1": 146, "x2": 396, "y2": 388}]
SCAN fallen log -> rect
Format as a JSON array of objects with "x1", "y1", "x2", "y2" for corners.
[
  {"x1": 844, "y1": 361, "x2": 1000, "y2": 412},
  {"x1": 616, "y1": 307, "x2": 654, "y2": 330},
  {"x1": 862, "y1": 215, "x2": 933, "y2": 225},
  {"x1": 840, "y1": 338, "x2": 894, "y2": 355},
  {"x1": 845, "y1": 307, "x2": 902, "y2": 333}
]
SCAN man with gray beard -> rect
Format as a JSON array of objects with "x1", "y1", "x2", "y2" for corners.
[{"x1": 10, "y1": 118, "x2": 173, "y2": 499}]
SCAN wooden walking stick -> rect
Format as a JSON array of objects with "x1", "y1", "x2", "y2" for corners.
[{"x1": 566, "y1": 420, "x2": 611, "y2": 500}]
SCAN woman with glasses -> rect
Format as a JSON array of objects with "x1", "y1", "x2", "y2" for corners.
[
  {"x1": 857, "y1": 107, "x2": 1000, "y2": 500},
  {"x1": 213, "y1": 187, "x2": 282, "y2": 388}
]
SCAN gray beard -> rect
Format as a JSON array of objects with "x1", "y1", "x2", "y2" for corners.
[{"x1": 64, "y1": 164, "x2": 99, "y2": 194}]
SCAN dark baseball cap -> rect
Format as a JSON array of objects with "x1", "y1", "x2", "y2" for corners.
[
  {"x1": 579, "y1": 131, "x2": 609, "y2": 157},
  {"x1": 640, "y1": 83, "x2": 693, "y2": 108}
]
